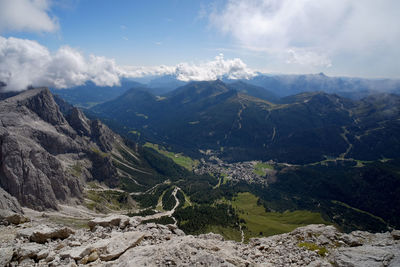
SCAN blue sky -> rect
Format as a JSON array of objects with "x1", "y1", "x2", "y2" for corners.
[
  {"x1": 4, "y1": 0, "x2": 230, "y2": 65},
  {"x1": 0, "y1": 0, "x2": 399, "y2": 91}
]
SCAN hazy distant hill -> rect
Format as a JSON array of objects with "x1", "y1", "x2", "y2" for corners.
[
  {"x1": 244, "y1": 73, "x2": 400, "y2": 99},
  {"x1": 51, "y1": 79, "x2": 144, "y2": 108}
]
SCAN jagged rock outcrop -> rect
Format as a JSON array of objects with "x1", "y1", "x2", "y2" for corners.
[
  {"x1": 90, "y1": 119, "x2": 115, "y2": 152},
  {"x1": 67, "y1": 108, "x2": 92, "y2": 137},
  {"x1": 0, "y1": 88, "x2": 120, "y2": 211},
  {"x1": 1, "y1": 215, "x2": 399, "y2": 267}
]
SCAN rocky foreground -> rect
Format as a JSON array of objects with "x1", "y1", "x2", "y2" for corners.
[{"x1": 1, "y1": 211, "x2": 399, "y2": 267}]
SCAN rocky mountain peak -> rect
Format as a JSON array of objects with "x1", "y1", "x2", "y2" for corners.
[
  {"x1": 0, "y1": 88, "x2": 120, "y2": 211},
  {"x1": 18, "y1": 88, "x2": 67, "y2": 126}
]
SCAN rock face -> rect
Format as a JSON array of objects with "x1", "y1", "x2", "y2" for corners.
[
  {"x1": 1, "y1": 218, "x2": 399, "y2": 267},
  {"x1": 0, "y1": 88, "x2": 119, "y2": 211},
  {"x1": 0, "y1": 187, "x2": 22, "y2": 213}
]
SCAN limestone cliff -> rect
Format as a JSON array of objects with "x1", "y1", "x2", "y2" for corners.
[{"x1": 0, "y1": 88, "x2": 118, "y2": 210}]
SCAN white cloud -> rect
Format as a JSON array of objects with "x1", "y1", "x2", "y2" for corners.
[
  {"x1": 0, "y1": 36, "x2": 255, "y2": 91},
  {"x1": 210, "y1": 0, "x2": 400, "y2": 75},
  {"x1": 0, "y1": 36, "x2": 124, "y2": 91},
  {"x1": 174, "y1": 54, "x2": 255, "y2": 81},
  {"x1": 0, "y1": 0, "x2": 58, "y2": 33}
]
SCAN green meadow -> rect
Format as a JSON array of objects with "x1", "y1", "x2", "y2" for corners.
[
  {"x1": 229, "y1": 192, "x2": 329, "y2": 241},
  {"x1": 144, "y1": 142, "x2": 199, "y2": 171}
]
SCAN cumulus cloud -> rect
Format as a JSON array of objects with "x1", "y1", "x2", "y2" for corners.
[
  {"x1": 118, "y1": 54, "x2": 255, "y2": 82},
  {"x1": 0, "y1": 36, "x2": 126, "y2": 91},
  {"x1": 210, "y1": 0, "x2": 400, "y2": 75},
  {"x1": 0, "y1": 36, "x2": 255, "y2": 91},
  {"x1": 174, "y1": 54, "x2": 254, "y2": 81},
  {"x1": 0, "y1": 0, "x2": 58, "y2": 33}
]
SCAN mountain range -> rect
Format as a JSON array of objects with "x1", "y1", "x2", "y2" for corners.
[
  {"x1": 90, "y1": 80, "x2": 400, "y2": 164},
  {"x1": 49, "y1": 73, "x2": 400, "y2": 109}
]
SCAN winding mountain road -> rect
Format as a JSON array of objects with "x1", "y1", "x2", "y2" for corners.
[{"x1": 141, "y1": 186, "x2": 181, "y2": 226}]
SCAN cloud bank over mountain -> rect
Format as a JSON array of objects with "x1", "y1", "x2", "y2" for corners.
[
  {"x1": 210, "y1": 0, "x2": 400, "y2": 77},
  {"x1": 0, "y1": 0, "x2": 58, "y2": 33},
  {"x1": 0, "y1": 36, "x2": 255, "y2": 91}
]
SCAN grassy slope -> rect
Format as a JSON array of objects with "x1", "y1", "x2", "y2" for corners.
[
  {"x1": 230, "y1": 192, "x2": 328, "y2": 240},
  {"x1": 205, "y1": 225, "x2": 242, "y2": 242},
  {"x1": 144, "y1": 142, "x2": 199, "y2": 171}
]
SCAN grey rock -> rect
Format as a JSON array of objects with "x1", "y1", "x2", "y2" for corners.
[
  {"x1": 330, "y1": 245, "x2": 394, "y2": 267},
  {"x1": 173, "y1": 228, "x2": 185, "y2": 236},
  {"x1": 88, "y1": 215, "x2": 131, "y2": 231},
  {"x1": 0, "y1": 88, "x2": 120, "y2": 211},
  {"x1": 37, "y1": 249, "x2": 49, "y2": 260},
  {"x1": 18, "y1": 225, "x2": 74, "y2": 243},
  {"x1": 16, "y1": 242, "x2": 46, "y2": 261},
  {"x1": 61, "y1": 244, "x2": 93, "y2": 260},
  {"x1": 21, "y1": 88, "x2": 69, "y2": 128},
  {"x1": 62, "y1": 231, "x2": 145, "y2": 262},
  {"x1": 341, "y1": 233, "x2": 364, "y2": 247},
  {"x1": 0, "y1": 247, "x2": 13, "y2": 267},
  {"x1": 0, "y1": 209, "x2": 29, "y2": 225},
  {"x1": 391, "y1": 230, "x2": 400, "y2": 240},
  {"x1": 0, "y1": 187, "x2": 22, "y2": 213},
  {"x1": 66, "y1": 107, "x2": 92, "y2": 136},
  {"x1": 90, "y1": 119, "x2": 115, "y2": 152},
  {"x1": 4, "y1": 223, "x2": 400, "y2": 266},
  {"x1": 198, "y1": 232, "x2": 225, "y2": 241},
  {"x1": 98, "y1": 231, "x2": 145, "y2": 261}
]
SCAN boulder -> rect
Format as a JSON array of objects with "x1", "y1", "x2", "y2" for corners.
[
  {"x1": 18, "y1": 225, "x2": 75, "y2": 243},
  {"x1": 0, "y1": 209, "x2": 29, "y2": 225},
  {"x1": 99, "y1": 231, "x2": 145, "y2": 261},
  {"x1": 61, "y1": 231, "x2": 145, "y2": 262},
  {"x1": 15, "y1": 243, "x2": 47, "y2": 261},
  {"x1": 341, "y1": 233, "x2": 364, "y2": 247},
  {"x1": 88, "y1": 215, "x2": 131, "y2": 230},
  {"x1": 329, "y1": 245, "x2": 394, "y2": 267},
  {"x1": 61, "y1": 245, "x2": 93, "y2": 260}
]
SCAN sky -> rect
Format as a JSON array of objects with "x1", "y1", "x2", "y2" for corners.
[{"x1": 0, "y1": 0, "x2": 399, "y2": 91}]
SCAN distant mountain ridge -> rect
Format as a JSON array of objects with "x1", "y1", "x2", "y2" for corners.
[
  {"x1": 90, "y1": 80, "x2": 400, "y2": 163},
  {"x1": 50, "y1": 79, "x2": 143, "y2": 108},
  {"x1": 242, "y1": 73, "x2": 400, "y2": 99},
  {"x1": 51, "y1": 73, "x2": 400, "y2": 110}
]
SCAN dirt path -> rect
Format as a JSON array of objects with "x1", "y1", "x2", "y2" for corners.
[
  {"x1": 130, "y1": 180, "x2": 170, "y2": 196},
  {"x1": 340, "y1": 126, "x2": 353, "y2": 159},
  {"x1": 112, "y1": 157, "x2": 151, "y2": 175},
  {"x1": 239, "y1": 225, "x2": 244, "y2": 243}
]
